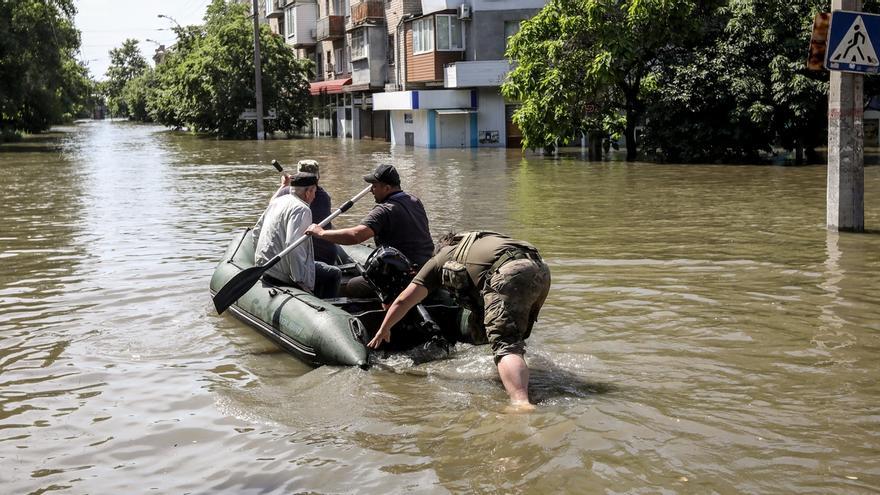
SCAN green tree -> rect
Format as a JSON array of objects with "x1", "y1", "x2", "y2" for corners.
[
  {"x1": 105, "y1": 39, "x2": 149, "y2": 118},
  {"x1": 503, "y1": 0, "x2": 712, "y2": 160},
  {"x1": 0, "y1": 0, "x2": 91, "y2": 140},
  {"x1": 149, "y1": 0, "x2": 312, "y2": 138},
  {"x1": 644, "y1": 0, "x2": 880, "y2": 163},
  {"x1": 642, "y1": 1, "x2": 823, "y2": 162},
  {"x1": 122, "y1": 68, "x2": 156, "y2": 122}
]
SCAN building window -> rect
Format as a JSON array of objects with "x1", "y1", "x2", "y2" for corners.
[
  {"x1": 404, "y1": 113, "x2": 413, "y2": 124},
  {"x1": 504, "y1": 20, "x2": 521, "y2": 49},
  {"x1": 351, "y1": 29, "x2": 367, "y2": 60},
  {"x1": 284, "y1": 7, "x2": 295, "y2": 39},
  {"x1": 315, "y1": 51, "x2": 323, "y2": 80},
  {"x1": 335, "y1": 47, "x2": 344, "y2": 73},
  {"x1": 436, "y1": 15, "x2": 463, "y2": 51},
  {"x1": 332, "y1": 0, "x2": 350, "y2": 16},
  {"x1": 388, "y1": 35, "x2": 395, "y2": 66},
  {"x1": 413, "y1": 18, "x2": 434, "y2": 54},
  {"x1": 332, "y1": 47, "x2": 350, "y2": 74}
]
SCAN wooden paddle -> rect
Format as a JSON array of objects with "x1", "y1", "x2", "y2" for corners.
[{"x1": 213, "y1": 184, "x2": 372, "y2": 314}]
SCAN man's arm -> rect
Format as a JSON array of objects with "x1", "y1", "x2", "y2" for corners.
[
  {"x1": 367, "y1": 283, "x2": 429, "y2": 349},
  {"x1": 306, "y1": 224, "x2": 375, "y2": 245},
  {"x1": 271, "y1": 174, "x2": 292, "y2": 202}
]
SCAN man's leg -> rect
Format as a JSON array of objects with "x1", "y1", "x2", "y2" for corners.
[
  {"x1": 314, "y1": 262, "x2": 342, "y2": 299},
  {"x1": 497, "y1": 354, "x2": 530, "y2": 404},
  {"x1": 340, "y1": 275, "x2": 378, "y2": 299},
  {"x1": 483, "y1": 258, "x2": 550, "y2": 405}
]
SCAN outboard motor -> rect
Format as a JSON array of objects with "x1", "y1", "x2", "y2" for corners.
[
  {"x1": 361, "y1": 246, "x2": 416, "y2": 305},
  {"x1": 361, "y1": 246, "x2": 450, "y2": 356}
]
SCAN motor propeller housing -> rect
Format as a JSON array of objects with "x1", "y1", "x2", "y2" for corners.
[{"x1": 361, "y1": 246, "x2": 416, "y2": 304}]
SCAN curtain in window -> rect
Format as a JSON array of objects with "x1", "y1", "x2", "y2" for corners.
[{"x1": 437, "y1": 16, "x2": 450, "y2": 50}]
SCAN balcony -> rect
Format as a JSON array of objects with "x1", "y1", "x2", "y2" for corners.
[
  {"x1": 266, "y1": 0, "x2": 285, "y2": 18},
  {"x1": 444, "y1": 60, "x2": 512, "y2": 88},
  {"x1": 284, "y1": 2, "x2": 318, "y2": 47},
  {"x1": 350, "y1": 1, "x2": 385, "y2": 27},
  {"x1": 316, "y1": 16, "x2": 345, "y2": 40}
]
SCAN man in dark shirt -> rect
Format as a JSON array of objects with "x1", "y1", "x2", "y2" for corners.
[
  {"x1": 305, "y1": 164, "x2": 434, "y2": 297},
  {"x1": 367, "y1": 231, "x2": 551, "y2": 408},
  {"x1": 273, "y1": 160, "x2": 337, "y2": 265}
]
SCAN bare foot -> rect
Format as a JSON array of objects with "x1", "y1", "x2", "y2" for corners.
[{"x1": 504, "y1": 400, "x2": 536, "y2": 413}]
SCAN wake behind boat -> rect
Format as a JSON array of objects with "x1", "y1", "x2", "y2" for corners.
[{"x1": 210, "y1": 229, "x2": 473, "y2": 367}]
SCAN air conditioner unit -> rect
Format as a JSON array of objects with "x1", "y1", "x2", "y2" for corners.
[
  {"x1": 309, "y1": 28, "x2": 317, "y2": 38},
  {"x1": 457, "y1": 3, "x2": 471, "y2": 20}
]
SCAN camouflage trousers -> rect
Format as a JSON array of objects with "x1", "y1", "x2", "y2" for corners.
[{"x1": 467, "y1": 258, "x2": 551, "y2": 363}]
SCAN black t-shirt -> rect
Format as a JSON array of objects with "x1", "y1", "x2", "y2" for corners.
[{"x1": 360, "y1": 190, "x2": 434, "y2": 266}]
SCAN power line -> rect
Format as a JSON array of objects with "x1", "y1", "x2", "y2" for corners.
[
  {"x1": 178, "y1": 0, "x2": 212, "y2": 22},
  {"x1": 79, "y1": 28, "x2": 168, "y2": 33}
]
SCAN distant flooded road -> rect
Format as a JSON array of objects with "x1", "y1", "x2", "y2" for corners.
[{"x1": 2, "y1": 120, "x2": 879, "y2": 493}]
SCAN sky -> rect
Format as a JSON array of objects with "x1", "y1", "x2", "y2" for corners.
[{"x1": 74, "y1": 0, "x2": 213, "y2": 80}]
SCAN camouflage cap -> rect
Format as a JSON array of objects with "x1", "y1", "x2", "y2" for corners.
[{"x1": 296, "y1": 159, "x2": 320, "y2": 177}]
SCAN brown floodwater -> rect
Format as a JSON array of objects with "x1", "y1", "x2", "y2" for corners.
[{"x1": 1, "y1": 120, "x2": 879, "y2": 493}]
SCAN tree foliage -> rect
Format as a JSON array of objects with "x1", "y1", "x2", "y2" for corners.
[
  {"x1": 0, "y1": 0, "x2": 93, "y2": 139},
  {"x1": 503, "y1": 0, "x2": 713, "y2": 160},
  {"x1": 642, "y1": 0, "x2": 834, "y2": 162},
  {"x1": 104, "y1": 39, "x2": 149, "y2": 117},
  {"x1": 147, "y1": 0, "x2": 312, "y2": 138},
  {"x1": 122, "y1": 68, "x2": 156, "y2": 122},
  {"x1": 504, "y1": 0, "x2": 880, "y2": 163}
]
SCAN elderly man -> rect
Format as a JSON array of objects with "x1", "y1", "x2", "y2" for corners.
[
  {"x1": 252, "y1": 172, "x2": 341, "y2": 299},
  {"x1": 306, "y1": 164, "x2": 433, "y2": 298},
  {"x1": 272, "y1": 159, "x2": 337, "y2": 265},
  {"x1": 367, "y1": 231, "x2": 551, "y2": 408}
]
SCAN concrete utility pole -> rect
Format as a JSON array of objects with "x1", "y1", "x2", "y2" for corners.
[
  {"x1": 828, "y1": 0, "x2": 865, "y2": 232},
  {"x1": 251, "y1": 0, "x2": 265, "y2": 140}
]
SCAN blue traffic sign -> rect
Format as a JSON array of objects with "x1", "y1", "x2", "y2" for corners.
[{"x1": 825, "y1": 10, "x2": 880, "y2": 74}]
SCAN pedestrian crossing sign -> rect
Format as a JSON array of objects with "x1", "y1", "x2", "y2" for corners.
[{"x1": 826, "y1": 10, "x2": 880, "y2": 73}]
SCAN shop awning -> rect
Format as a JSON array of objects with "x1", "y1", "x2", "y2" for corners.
[
  {"x1": 309, "y1": 78, "x2": 351, "y2": 95},
  {"x1": 434, "y1": 108, "x2": 478, "y2": 115}
]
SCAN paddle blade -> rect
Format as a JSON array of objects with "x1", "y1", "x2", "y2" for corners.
[{"x1": 213, "y1": 265, "x2": 267, "y2": 314}]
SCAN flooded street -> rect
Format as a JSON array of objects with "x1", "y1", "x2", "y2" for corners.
[{"x1": 2, "y1": 120, "x2": 879, "y2": 493}]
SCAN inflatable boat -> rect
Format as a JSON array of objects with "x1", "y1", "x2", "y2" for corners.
[{"x1": 209, "y1": 229, "x2": 471, "y2": 367}]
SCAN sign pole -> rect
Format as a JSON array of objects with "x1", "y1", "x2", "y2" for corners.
[
  {"x1": 251, "y1": 0, "x2": 265, "y2": 141},
  {"x1": 827, "y1": 0, "x2": 865, "y2": 232}
]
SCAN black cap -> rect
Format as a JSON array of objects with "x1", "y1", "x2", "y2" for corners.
[
  {"x1": 290, "y1": 172, "x2": 318, "y2": 187},
  {"x1": 363, "y1": 164, "x2": 400, "y2": 186}
]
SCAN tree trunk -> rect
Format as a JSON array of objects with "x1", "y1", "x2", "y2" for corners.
[
  {"x1": 624, "y1": 113, "x2": 637, "y2": 161},
  {"x1": 623, "y1": 83, "x2": 641, "y2": 162},
  {"x1": 588, "y1": 130, "x2": 603, "y2": 160}
]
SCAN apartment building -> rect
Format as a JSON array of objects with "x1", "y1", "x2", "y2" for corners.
[{"x1": 263, "y1": 0, "x2": 546, "y2": 147}]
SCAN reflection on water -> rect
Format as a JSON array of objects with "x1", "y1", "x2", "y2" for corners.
[{"x1": 1, "y1": 121, "x2": 879, "y2": 493}]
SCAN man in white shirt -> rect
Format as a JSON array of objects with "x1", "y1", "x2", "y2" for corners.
[{"x1": 251, "y1": 172, "x2": 340, "y2": 297}]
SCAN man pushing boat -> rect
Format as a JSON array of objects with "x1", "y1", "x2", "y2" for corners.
[{"x1": 367, "y1": 231, "x2": 551, "y2": 408}]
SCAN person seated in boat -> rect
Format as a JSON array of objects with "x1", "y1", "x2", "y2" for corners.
[
  {"x1": 367, "y1": 231, "x2": 551, "y2": 408},
  {"x1": 305, "y1": 164, "x2": 434, "y2": 298},
  {"x1": 271, "y1": 159, "x2": 338, "y2": 266},
  {"x1": 252, "y1": 172, "x2": 341, "y2": 299}
]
